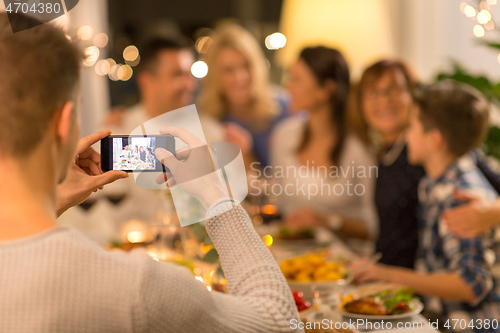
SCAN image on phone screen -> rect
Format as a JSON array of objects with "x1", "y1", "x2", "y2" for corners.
[{"x1": 101, "y1": 135, "x2": 175, "y2": 173}]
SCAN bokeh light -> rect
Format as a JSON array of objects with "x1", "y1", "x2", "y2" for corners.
[
  {"x1": 95, "y1": 59, "x2": 111, "y2": 76},
  {"x1": 465, "y1": 5, "x2": 476, "y2": 17},
  {"x1": 108, "y1": 64, "x2": 122, "y2": 81},
  {"x1": 83, "y1": 46, "x2": 100, "y2": 66},
  {"x1": 123, "y1": 45, "x2": 139, "y2": 62},
  {"x1": 77, "y1": 25, "x2": 93, "y2": 41},
  {"x1": 477, "y1": 11, "x2": 489, "y2": 23},
  {"x1": 117, "y1": 64, "x2": 133, "y2": 81},
  {"x1": 94, "y1": 33, "x2": 109, "y2": 48},
  {"x1": 265, "y1": 32, "x2": 286, "y2": 50},
  {"x1": 125, "y1": 55, "x2": 141, "y2": 67},
  {"x1": 191, "y1": 60, "x2": 208, "y2": 79},
  {"x1": 474, "y1": 24, "x2": 485, "y2": 37},
  {"x1": 195, "y1": 36, "x2": 213, "y2": 54},
  {"x1": 262, "y1": 235, "x2": 273, "y2": 246}
]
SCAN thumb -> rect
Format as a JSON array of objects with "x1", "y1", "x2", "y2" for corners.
[
  {"x1": 155, "y1": 148, "x2": 178, "y2": 170},
  {"x1": 89, "y1": 171, "x2": 128, "y2": 190}
]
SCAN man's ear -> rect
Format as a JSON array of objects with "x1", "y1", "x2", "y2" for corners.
[
  {"x1": 137, "y1": 72, "x2": 152, "y2": 93},
  {"x1": 55, "y1": 101, "x2": 75, "y2": 145},
  {"x1": 430, "y1": 128, "x2": 446, "y2": 151}
]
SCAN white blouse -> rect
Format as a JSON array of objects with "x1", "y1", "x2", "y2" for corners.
[{"x1": 270, "y1": 117, "x2": 379, "y2": 237}]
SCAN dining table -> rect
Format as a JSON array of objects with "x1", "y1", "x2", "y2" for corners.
[{"x1": 260, "y1": 223, "x2": 440, "y2": 333}]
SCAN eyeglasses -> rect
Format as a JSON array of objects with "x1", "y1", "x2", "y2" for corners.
[{"x1": 364, "y1": 86, "x2": 407, "y2": 100}]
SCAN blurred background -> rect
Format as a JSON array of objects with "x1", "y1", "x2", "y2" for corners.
[{"x1": 3, "y1": 0, "x2": 500, "y2": 136}]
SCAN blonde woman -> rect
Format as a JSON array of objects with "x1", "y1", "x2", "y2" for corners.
[{"x1": 199, "y1": 24, "x2": 289, "y2": 168}]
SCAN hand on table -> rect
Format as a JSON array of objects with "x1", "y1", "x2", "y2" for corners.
[
  {"x1": 350, "y1": 257, "x2": 391, "y2": 284},
  {"x1": 56, "y1": 130, "x2": 128, "y2": 217},
  {"x1": 284, "y1": 207, "x2": 326, "y2": 231},
  {"x1": 442, "y1": 190, "x2": 499, "y2": 237}
]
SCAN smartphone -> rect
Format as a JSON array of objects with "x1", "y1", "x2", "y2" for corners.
[{"x1": 101, "y1": 135, "x2": 175, "y2": 172}]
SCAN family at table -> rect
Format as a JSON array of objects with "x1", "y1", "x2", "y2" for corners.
[
  {"x1": 2, "y1": 11, "x2": 500, "y2": 333},
  {"x1": 119, "y1": 145, "x2": 155, "y2": 166},
  {"x1": 193, "y1": 25, "x2": 500, "y2": 331}
]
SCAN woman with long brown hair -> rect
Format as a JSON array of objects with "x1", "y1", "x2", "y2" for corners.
[{"x1": 271, "y1": 46, "x2": 377, "y2": 241}]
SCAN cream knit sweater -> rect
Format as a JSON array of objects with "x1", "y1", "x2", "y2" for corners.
[{"x1": 0, "y1": 202, "x2": 301, "y2": 332}]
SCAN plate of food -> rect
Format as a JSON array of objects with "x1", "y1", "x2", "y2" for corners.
[
  {"x1": 271, "y1": 225, "x2": 333, "y2": 248},
  {"x1": 341, "y1": 284, "x2": 423, "y2": 320},
  {"x1": 280, "y1": 252, "x2": 351, "y2": 299}
]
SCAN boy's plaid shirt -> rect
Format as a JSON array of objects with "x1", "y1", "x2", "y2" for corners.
[{"x1": 417, "y1": 154, "x2": 500, "y2": 332}]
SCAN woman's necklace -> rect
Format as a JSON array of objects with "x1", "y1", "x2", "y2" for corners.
[{"x1": 377, "y1": 133, "x2": 406, "y2": 166}]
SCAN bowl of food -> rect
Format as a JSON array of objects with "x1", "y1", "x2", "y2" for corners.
[
  {"x1": 271, "y1": 226, "x2": 334, "y2": 249},
  {"x1": 280, "y1": 252, "x2": 351, "y2": 299},
  {"x1": 341, "y1": 284, "x2": 423, "y2": 320}
]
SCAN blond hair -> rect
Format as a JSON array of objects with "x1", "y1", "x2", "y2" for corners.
[{"x1": 199, "y1": 25, "x2": 277, "y2": 131}]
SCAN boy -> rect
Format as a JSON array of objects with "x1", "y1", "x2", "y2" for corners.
[{"x1": 354, "y1": 81, "x2": 500, "y2": 332}]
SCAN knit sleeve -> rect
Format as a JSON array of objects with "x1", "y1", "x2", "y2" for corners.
[{"x1": 134, "y1": 203, "x2": 301, "y2": 333}]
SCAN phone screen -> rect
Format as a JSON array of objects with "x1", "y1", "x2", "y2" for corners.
[{"x1": 100, "y1": 135, "x2": 175, "y2": 172}]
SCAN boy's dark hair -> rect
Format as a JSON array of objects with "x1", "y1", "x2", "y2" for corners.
[
  {"x1": 0, "y1": 13, "x2": 84, "y2": 157},
  {"x1": 136, "y1": 36, "x2": 194, "y2": 74},
  {"x1": 413, "y1": 81, "x2": 490, "y2": 157}
]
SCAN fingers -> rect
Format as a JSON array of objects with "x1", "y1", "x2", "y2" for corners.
[
  {"x1": 76, "y1": 130, "x2": 112, "y2": 154},
  {"x1": 159, "y1": 127, "x2": 205, "y2": 148},
  {"x1": 155, "y1": 148, "x2": 180, "y2": 171},
  {"x1": 452, "y1": 190, "x2": 480, "y2": 203},
  {"x1": 78, "y1": 159, "x2": 101, "y2": 176},
  {"x1": 88, "y1": 171, "x2": 128, "y2": 190},
  {"x1": 79, "y1": 146, "x2": 101, "y2": 165},
  {"x1": 349, "y1": 257, "x2": 368, "y2": 271}
]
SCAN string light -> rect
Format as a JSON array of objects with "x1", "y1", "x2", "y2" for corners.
[
  {"x1": 77, "y1": 25, "x2": 93, "y2": 41},
  {"x1": 195, "y1": 36, "x2": 213, "y2": 54},
  {"x1": 117, "y1": 64, "x2": 133, "y2": 81},
  {"x1": 95, "y1": 59, "x2": 111, "y2": 76},
  {"x1": 123, "y1": 45, "x2": 139, "y2": 62},
  {"x1": 83, "y1": 46, "x2": 99, "y2": 66},
  {"x1": 108, "y1": 64, "x2": 121, "y2": 81},
  {"x1": 478, "y1": 11, "x2": 489, "y2": 23},
  {"x1": 191, "y1": 61, "x2": 208, "y2": 79},
  {"x1": 465, "y1": 5, "x2": 476, "y2": 17},
  {"x1": 474, "y1": 24, "x2": 485, "y2": 37},
  {"x1": 262, "y1": 235, "x2": 273, "y2": 246},
  {"x1": 94, "y1": 33, "x2": 109, "y2": 48},
  {"x1": 125, "y1": 55, "x2": 140, "y2": 67},
  {"x1": 487, "y1": 0, "x2": 497, "y2": 5},
  {"x1": 460, "y1": 2, "x2": 469, "y2": 13},
  {"x1": 265, "y1": 32, "x2": 287, "y2": 50}
]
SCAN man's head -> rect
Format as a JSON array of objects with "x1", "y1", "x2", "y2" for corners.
[
  {"x1": 406, "y1": 81, "x2": 490, "y2": 165},
  {"x1": 0, "y1": 13, "x2": 84, "y2": 183},
  {"x1": 136, "y1": 37, "x2": 196, "y2": 117}
]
